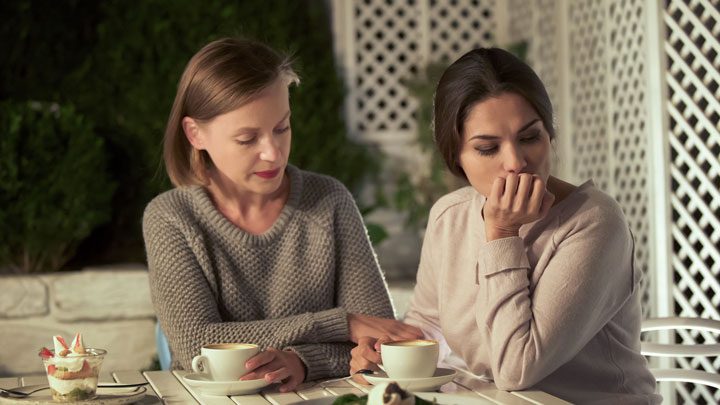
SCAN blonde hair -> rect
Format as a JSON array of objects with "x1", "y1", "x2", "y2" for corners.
[{"x1": 163, "y1": 38, "x2": 299, "y2": 186}]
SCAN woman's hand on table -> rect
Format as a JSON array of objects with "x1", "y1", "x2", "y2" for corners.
[
  {"x1": 483, "y1": 173, "x2": 554, "y2": 241},
  {"x1": 350, "y1": 336, "x2": 388, "y2": 384},
  {"x1": 240, "y1": 348, "x2": 305, "y2": 392},
  {"x1": 348, "y1": 313, "x2": 423, "y2": 343}
]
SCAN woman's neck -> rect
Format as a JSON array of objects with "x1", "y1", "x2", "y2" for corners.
[{"x1": 206, "y1": 172, "x2": 290, "y2": 234}]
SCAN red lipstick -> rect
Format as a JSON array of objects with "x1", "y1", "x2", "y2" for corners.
[{"x1": 255, "y1": 168, "x2": 281, "y2": 179}]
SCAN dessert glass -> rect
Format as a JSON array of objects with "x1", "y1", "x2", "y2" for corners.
[{"x1": 41, "y1": 348, "x2": 106, "y2": 402}]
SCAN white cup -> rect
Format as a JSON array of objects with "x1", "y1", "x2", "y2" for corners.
[
  {"x1": 380, "y1": 339, "x2": 439, "y2": 379},
  {"x1": 191, "y1": 343, "x2": 260, "y2": 381}
]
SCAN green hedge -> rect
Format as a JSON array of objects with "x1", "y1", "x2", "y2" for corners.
[
  {"x1": 1, "y1": 0, "x2": 379, "y2": 269},
  {"x1": 0, "y1": 101, "x2": 115, "y2": 273}
]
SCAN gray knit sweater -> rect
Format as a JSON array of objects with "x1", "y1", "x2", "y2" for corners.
[{"x1": 143, "y1": 165, "x2": 395, "y2": 380}]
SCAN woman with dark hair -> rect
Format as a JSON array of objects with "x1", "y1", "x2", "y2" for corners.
[
  {"x1": 351, "y1": 48, "x2": 660, "y2": 403},
  {"x1": 143, "y1": 37, "x2": 421, "y2": 392}
]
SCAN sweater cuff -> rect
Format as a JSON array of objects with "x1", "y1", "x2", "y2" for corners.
[
  {"x1": 284, "y1": 344, "x2": 347, "y2": 381},
  {"x1": 478, "y1": 236, "x2": 530, "y2": 278},
  {"x1": 312, "y1": 307, "x2": 350, "y2": 342}
]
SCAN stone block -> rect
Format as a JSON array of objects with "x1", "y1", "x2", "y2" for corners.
[
  {"x1": 0, "y1": 319, "x2": 157, "y2": 377},
  {"x1": 51, "y1": 270, "x2": 154, "y2": 321},
  {"x1": 0, "y1": 277, "x2": 48, "y2": 318}
]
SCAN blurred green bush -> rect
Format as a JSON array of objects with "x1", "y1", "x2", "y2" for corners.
[
  {"x1": 0, "y1": 101, "x2": 115, "y2": 273},
  {"x1": 0, "y1": 0, "x2": 380, "y2": 269}
]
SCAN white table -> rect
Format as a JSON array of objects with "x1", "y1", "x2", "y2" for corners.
[{"x1": 0, "y1": 369, "x2": 570, "y2": 404}]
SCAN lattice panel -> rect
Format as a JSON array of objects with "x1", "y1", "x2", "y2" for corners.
[
  {"x1": 506, "y1": 0, "x2": 532, "y2": 46},
  {"x1": 607, "y1": 0, "x2": 653, "y2": 320},
  {"x1": 428, "y1": 0, "x2": 495, "y2": 64},
  {"x1": 666, "y1": 0, "x2": 720, "y2": 402},
  {"x1": 350, "y1": 0, "x2": 424, "y2": 134},
  {"x1": 568, "y1": 0, "x2": 611, "y2": 192},
  {"x1": 345, "y1": 0, "x2": 496, "y2": 136},
  {"x1": 527, "y1": 0, "x2": 561, "y2": 133}
]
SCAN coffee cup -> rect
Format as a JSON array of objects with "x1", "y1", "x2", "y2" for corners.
[
  {"x1": 191, "y1": 343, "x2": 260, "y2": 381},
  {"x1": 380, "y1": 339, "x2": 439, "y2": 379}
]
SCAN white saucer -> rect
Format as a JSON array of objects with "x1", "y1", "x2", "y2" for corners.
[
  {"x1": 181, "y1": 373, "x2": 270, "y2": 396},
  {"x1": 363, "y1": 367, "x2": 457, "y2": 391},
  {"x1": 0, "y1": 387, "x2": 146, "y2": 405}
]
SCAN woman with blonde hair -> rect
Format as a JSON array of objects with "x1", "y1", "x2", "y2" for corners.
[{"x1": 144, "y1": 37, "x2": 421, "y2": 392}]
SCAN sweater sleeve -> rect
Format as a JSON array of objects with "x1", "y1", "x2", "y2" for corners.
[
  {"x1": 143, "y1": 207, "x2": 349, "y2": 371},
  {"x1": 475, "y1": 205, "x2": 636, "y2": 390},
  {"x1": 332, "y1": 189, "x2": 395, "y2": 319},
  {"x1": 285, "y1": 188, "x2": 396, "y2": 381}
]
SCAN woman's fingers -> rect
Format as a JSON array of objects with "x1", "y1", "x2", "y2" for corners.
[
  {"x1": 241, "y1": 365, "x2": 274, "y2": 381},
  {"x1": 490, "y1": 177, "x2": 505, "y2": 205},
  {"x1": 527, "y1": 176, "x2": 545, "y2": 214},
  {"x1": 513, "y1": 173, "x2": 533, "y2": 212},
  {"x1": 244, "y1": 349, "x2": 277, "y2": 372},
  {"x1": 264, "y1": 366, "x2": 290, "y2": 384},
  {"x1": 501, "y1": 173, "x2": 518, "y2": 208},
  {"x1": 278, "y1": 372, "x2": 302, "y2": 392},
  {"x1": 389, "y1": 324, "x2": 423, "y2": 341}
]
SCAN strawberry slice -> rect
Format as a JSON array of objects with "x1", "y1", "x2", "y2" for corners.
[
  {"x1": 47, "y1": 364, "x2": 57, "y2": 375},
  {"x1": 70, "y1": 333, "x2": 86, "y2": 354},
  {"x1": 38, "y1": 347, "x2": 54, "y2": 359},
  {"x1": 53, "y1": 335, "x2": 70, "y2": 356}
]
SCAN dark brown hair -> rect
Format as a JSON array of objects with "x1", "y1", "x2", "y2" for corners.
[
  {"x1": 163, "y1": 38, "x2": 299, "y2": 186},
  {"x1": 433, "y1": 47, "x2": 555, "y2": 179}
]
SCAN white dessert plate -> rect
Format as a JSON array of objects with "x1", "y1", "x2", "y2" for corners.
[
  {"x1": 287, "y1": 392, "x2": 491, "y2": 404},
  {"x1": 0, "y1": 386, "x2": 146, "y2": 405},
  {"x1": 363, "y1": 367, "x2": 457, "y2": 392},
  {"x1": 181, "y1": 373, "x2": 270, "y2": 396}
]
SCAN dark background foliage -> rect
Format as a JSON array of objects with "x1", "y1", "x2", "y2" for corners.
[{"x1": 0, "y1": 0, "x2": 379, "y2": 271}]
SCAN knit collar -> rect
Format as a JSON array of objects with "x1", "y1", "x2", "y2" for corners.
[{"x1": 190, "y1": 164, "x2": 304, "y2": 246}]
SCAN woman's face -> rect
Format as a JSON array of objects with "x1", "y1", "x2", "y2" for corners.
[
  {"x1": 458, "y1": 92, "x2": 552, "y2": 197},
  {"x1": 185, "y1": 78, "x2": 292, "y2": 197}
]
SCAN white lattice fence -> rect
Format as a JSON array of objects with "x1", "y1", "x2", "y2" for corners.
[
  {"x1": 333, "y1": 1, "x2": 720, "y2": 402},
  {"x1": 665, "y1": 0, "x2": 720, "y2": 402},
  {"x1": 335, "y1": 0, "x2": 496, "y2": 139},
  {"x1": 607, "y1": 0, "x2": 654, "y2": 320}
]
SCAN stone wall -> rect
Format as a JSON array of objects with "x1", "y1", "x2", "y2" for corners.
[
  {"x1": 0, "y1": 266, "x2": 156, "y2": 377},
  {"x1": 0, "y1": 266, "x2": 416, "y2": 378}
]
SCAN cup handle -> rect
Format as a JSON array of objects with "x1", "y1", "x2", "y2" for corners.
[{"x1": 191, "y1": 355, "x2": 207, "y2": 374}]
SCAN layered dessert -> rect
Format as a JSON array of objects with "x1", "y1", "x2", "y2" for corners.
[{"x1": 38, "y1": 333, "x2": 106, "y2": 402}]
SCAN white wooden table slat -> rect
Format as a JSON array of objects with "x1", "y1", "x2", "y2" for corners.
[
  {"x1": 98, "y1": 371, "x2": 114, "y2": 383},
  {"x1": 144, "y1": 370, "x2": 199, "y2": 404},
  {"x1": 512, "y1": 390, "x2": 572, "y2": 405},
  {"x1": 3, "y1": 369, "x2": 570, "y2": 404},
  {"x1": 452, "y1": 373, "x2": 534, "y2": 405},
  {"x1": 230, "y1": 394, "x2": 274, "y2": 405},
  {"x1": 315, "y1": 378, "x2": 363, "y2": 397},
  {"x1": 261, "y1": 387, "x2": 304, "y2": 405},
  {"x1": 172, "y1": 370, "x2": 236, "y2": 405},
  {"x1": 345, "y1": 378, "x2": 371, "y2": 393},
  {"x1": 294, "y1": 381, "x2": 336, "y2": 400},
  {"x1": 0, "y1": 378, "x2": 19, "y2": 389},
  {"x1": 113, "y1": 370, "x2": 162, "y2": 404}
]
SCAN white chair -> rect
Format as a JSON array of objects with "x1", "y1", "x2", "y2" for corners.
[{"x1": 641, "y1": 317, "x2": 720, "y2": 389}]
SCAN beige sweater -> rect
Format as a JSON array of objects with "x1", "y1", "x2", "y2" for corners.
[{"x1": 405, "y1": 181, "x2": 661, "y2": 404}]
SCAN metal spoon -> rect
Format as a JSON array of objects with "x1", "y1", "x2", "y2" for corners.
[{"x1": 0, "y1": 382, "x2": 148, "y2": 397}]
